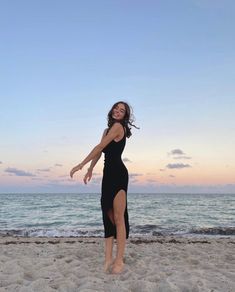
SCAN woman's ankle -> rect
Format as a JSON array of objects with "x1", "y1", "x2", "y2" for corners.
[
  {"x1": 105, "y1": 257, "x2": 113, "y2": 263},
  {"x1": 113, "y1": 258, "x2": 124, "y2": 264}
]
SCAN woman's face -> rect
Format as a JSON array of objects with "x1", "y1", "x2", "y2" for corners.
[{"x1": 112, "y1": 103, "x2": 126, "y2": 121}]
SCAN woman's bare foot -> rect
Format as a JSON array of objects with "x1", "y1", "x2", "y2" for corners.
[
  {"x1": 111, "y1": 260, "x2": 124, "y2": 274},
  {"x1": 104, "y1": 259, "x2": 113, "y2": 273}
]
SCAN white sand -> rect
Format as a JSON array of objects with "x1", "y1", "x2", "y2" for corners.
[{"x1": 0, "y1": 236, "x2": 234, "y2": 292}]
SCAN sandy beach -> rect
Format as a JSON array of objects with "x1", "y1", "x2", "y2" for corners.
[{"x1": 0, "y1": 236, "x2": 234, "y2": 292}]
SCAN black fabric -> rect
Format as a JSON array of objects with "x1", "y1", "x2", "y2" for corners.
[{"x1": 101, "y1": 123, "x2": 129, "y2": 239}]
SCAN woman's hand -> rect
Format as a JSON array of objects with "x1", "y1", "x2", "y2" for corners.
[
  {"x1": 83, "y1": 168, "x2": 93, "y2": 184},
  {"x1": 70, "y1": 163, "x2": 84, "y2": 178}
]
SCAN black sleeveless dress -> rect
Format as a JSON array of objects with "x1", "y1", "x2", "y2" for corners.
[{"x1": 101, "y1": 124, "x2": 129, "y2": 239}]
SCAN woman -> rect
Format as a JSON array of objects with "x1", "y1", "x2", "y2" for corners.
[{"x1": 70, "y1": 101, "x2": 138, "y2": 274}]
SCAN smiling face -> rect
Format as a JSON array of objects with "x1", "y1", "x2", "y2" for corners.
[
  {"x1": 112, "y1": 103, "x2": 126, "y2": 121},
  {"x1": 107, "y1": 101, "x2": 133, "y2": 137}
]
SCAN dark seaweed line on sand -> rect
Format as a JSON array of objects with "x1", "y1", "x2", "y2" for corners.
[{"x1": 1, "y1": 238, "x2": 234, "y2": 245}]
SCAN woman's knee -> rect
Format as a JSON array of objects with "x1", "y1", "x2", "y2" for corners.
[{"x1": 114, "y1": 212, "x2": 125, "y2": 225}]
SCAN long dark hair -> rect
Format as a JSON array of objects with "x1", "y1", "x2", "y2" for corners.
[{"x1": 107, "y1": 101, "x2": 139, "y2": 138}]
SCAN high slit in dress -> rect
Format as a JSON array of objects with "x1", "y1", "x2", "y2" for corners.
[{"x1": 101, "y1": 123, "x2": 129, "y2": 239}]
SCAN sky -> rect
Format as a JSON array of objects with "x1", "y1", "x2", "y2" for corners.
[{"x1": 0, "y1": 0, "x2": 235, "y2": 193}]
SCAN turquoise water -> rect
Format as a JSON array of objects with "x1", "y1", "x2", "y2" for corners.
[{"x1": 0, "y1": 193, "x2": 234, "y2": 237}]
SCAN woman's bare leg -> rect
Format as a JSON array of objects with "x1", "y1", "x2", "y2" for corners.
[
  {"x1": 112, "y1": 190, "x2": 126, "y2": 274},
  {"x1": 104, "y1": 209, "x2": 115, "y2": 272},
  {"x1": 104, "y1": 236, "x2": 114, "y2": 272}
]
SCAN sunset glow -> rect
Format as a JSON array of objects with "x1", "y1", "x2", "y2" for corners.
[{"x1": 1, "y1": 1, "x2": 234, "y2": 193}]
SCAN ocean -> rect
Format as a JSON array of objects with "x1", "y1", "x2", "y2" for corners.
[{"x1": 0, "y1": 193, "x2": 234, "y2": 238}]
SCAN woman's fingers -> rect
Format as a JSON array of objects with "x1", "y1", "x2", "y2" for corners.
[
  {"x1": 71, "y1": 166, "x2": 91, "y2": 182},
  {"x1": 70, "y1": 167, "x2": 77, "y2": 178},
  {"x1": 70, "y1": 164, "x2": 83, "y2": 178},
  {"x1": 83, "y1": 173, "x2": 92, "y2": 184},
  {"x1": 83, "y1": 173, "x2": 88, "y2": 184},
  {"x1": 83, "y1": 175, "x2": 87, "y2": 184}
]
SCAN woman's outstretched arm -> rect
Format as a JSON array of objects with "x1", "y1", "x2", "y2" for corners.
[
  {"x1": 83, "y1": 129, "x2": 107, "y2": 184},
  {"x1": 83, "y1": 152, "x2": 102, "y2": 184},
  {"x1": 70, "y1": 123, "x2": 122, "y2": 178}
]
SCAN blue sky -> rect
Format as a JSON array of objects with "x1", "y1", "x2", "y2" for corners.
[{"x1": 0, "y1": 0, "x2": 235, "y2": 193}]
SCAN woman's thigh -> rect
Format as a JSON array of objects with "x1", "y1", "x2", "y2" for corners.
[{"x1": 113, "y1": 190, "x2": 126, "y2": 220}]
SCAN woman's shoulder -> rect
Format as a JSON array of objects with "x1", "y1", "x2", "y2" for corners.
[
  {"x1": 105, "y1": 122, "x2": 124, "y2": 136},
  {"x1": 112, "y1": 121, "x2": 125, "y2": 129}
]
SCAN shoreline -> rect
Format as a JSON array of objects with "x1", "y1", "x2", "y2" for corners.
[
  {"x1": 1, "y1": 236, "x2": 234, "y2": 291},
  {"x1": 1, "y1": 234, "x2": 235, "y2": 244}
]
